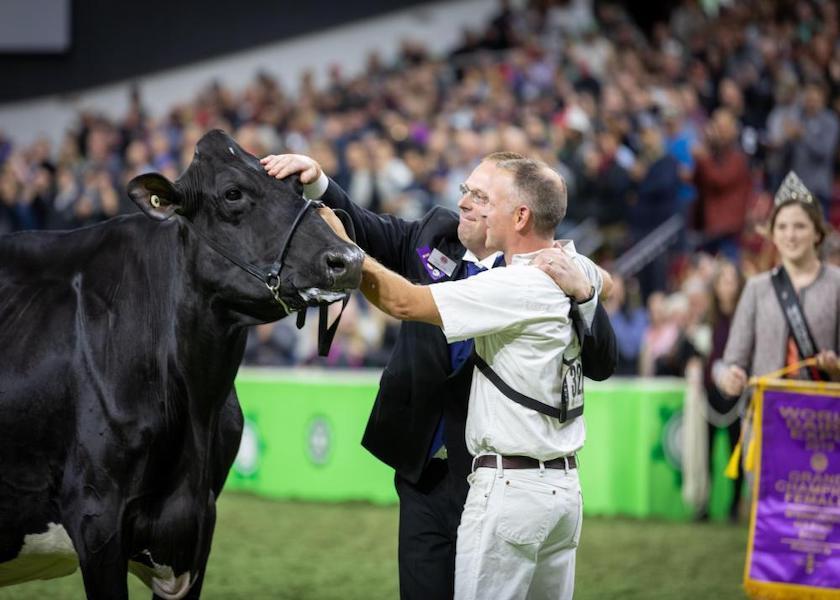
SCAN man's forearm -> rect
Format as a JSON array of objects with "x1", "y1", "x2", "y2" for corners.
[{"x1": 360, "y1": 256, "x2": 442, "y2": 326}]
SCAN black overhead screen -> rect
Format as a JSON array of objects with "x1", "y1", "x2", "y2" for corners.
[{"x1": 0, "y1": 0, "x2": 436, "y2": 103}]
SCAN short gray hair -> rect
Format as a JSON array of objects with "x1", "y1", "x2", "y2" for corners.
[{"x1": 492, "y1": 157, "x2": 567, "y2": 235}]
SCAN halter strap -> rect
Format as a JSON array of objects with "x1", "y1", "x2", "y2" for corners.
[
  {"x1": 180, "y1": 198, "x2": 321, "y2": 315},
  {"x1": 294, "y1": 208, "x2": 357, "y2": 356},
  {"x1": 180, "y1": 197, "x2": 356, "y2": 357}
]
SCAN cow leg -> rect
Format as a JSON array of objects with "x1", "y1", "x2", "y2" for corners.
[
  {"x1": 174, "y1": 494, "x2": 217, "y2": 600},
  {"x1": 65, "y1": 508, "x2": 129, "y2": 599},
  {"x1": 159, "y1": 392, "x2": 240, "y2": 600},
  {"x1": 78, "y1": 551, "x2": 129, "y2": 600}
]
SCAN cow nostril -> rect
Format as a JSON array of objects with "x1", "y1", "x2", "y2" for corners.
[
  {"x1": 325, "y1": 252, "x2": 347, "y2": 275},
  {"x1": 323, "y1": 248, "x2": 363, "y2": 288},
  {"x1": 326, "y1": 255, "x2": 346, "y2": 271}
]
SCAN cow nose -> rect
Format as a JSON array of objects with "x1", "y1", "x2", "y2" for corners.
[{"x1": 323, "y1": 246, "x2": 363, "y2": 289}]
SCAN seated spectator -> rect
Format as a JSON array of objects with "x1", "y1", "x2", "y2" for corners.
[
  {"x1": 604, "y1": 275, "x2": 648, "y2": 375},
  {"x1": 0, "y1": 168, "x2": 21, "y2": 234},
  {"x1": 654, "y1": 278, "x2": 711, "y2": 377},
  {"x1": 73, "y1": 168, "x2": 119, "y2": 228},
  {"x1": 639, "y1": 291, "x2": 681, "y2": 377}
]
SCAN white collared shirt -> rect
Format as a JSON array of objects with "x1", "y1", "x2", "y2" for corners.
[
  {"x1": 430, "y1": 245, "x2": 601, "y2": 460},
  {"x1": 460, "y1": 249, "x2": 502, "y2": 271}
]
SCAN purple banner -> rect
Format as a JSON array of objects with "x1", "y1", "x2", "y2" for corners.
[{"x1": 749, "y1": 388, "x2": 840, "y2": 590}]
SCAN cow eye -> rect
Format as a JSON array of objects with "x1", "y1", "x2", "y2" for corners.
[{"x1": 224, "y1": 188, "x2": 243, "y2": 201}]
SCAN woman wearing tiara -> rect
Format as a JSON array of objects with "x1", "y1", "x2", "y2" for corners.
[{"x1": 715, "y1": 171, "x2": 840, "y2": 398}]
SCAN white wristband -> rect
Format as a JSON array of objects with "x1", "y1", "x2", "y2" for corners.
[{"x1": 303, "y1": 172, "x2": 329, "y2": 200}]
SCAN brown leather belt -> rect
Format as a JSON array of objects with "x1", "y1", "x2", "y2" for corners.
[{"x1": 473, "y1": 454, "x2": 577, "y2": 471}]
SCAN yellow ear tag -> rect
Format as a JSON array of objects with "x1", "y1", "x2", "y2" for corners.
[{"x1": 150, "y1": 194, "x2": 161, "y2": 208}]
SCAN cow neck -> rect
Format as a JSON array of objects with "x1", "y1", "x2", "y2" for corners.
[
  {"x1": 140, "y1": 224, "x2": 244, "y2": 442},
  {"x1": 133, "y1": 294, "x2": 243, "y2": 523}
]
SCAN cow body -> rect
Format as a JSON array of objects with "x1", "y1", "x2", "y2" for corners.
[{"x1": 0, "y1": 130, "x2": 363, "y2": 599}]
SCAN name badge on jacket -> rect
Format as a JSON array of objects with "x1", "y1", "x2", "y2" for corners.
[{"x1": 417, "y1": 246, "x2": 455, "y2": 280}]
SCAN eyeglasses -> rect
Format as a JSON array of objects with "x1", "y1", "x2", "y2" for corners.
[{"x1": 459, "y1": 182, "x2": 489, "y2": 205}]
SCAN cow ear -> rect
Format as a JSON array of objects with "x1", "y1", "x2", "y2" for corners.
[{"x1": 127, "y1": 173, "x2": 182, "y2": 221}]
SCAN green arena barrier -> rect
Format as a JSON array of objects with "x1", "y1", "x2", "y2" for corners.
[{"x1": 227, "y1": 369, "x2": 739, "y2": 521}]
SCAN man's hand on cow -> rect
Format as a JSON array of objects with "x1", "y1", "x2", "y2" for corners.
[
  {"x1": 318, "y1": 207, "x2": 353, "y2": 244},
  {"x1": 531, "y1": 248, "x2": 593, "y2": 303},
  {"x1": 261, "y1": 154, "x2": 322, "y2": 184}
]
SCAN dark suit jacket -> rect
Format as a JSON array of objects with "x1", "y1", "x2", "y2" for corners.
[{"x1": 321, "y1": 180, "x2": 618, "y2": 486}]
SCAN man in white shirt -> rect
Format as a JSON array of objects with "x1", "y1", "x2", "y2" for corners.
[{"x1": 322, "y1": 154, "x2": 597, "y2": 599}]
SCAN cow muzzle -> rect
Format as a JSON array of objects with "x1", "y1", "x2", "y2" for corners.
[
  {"x1": 324, "y1": 245, "x2": 364, "y2": 290},
  {"x1": 297, "y1": 245, "x2": 363, "y2": 304}
]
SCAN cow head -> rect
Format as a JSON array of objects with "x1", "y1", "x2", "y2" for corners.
[{"x1": 127, "y1": 129, "x2": 363, "y2": 322}]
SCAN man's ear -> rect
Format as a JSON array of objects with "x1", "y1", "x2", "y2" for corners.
[
  {"x1": 513, "y1": 205, "x2": 531, "y2": 232},
  {"x1": 127, "y1": 173, "x2": 182, "y2": 221}
]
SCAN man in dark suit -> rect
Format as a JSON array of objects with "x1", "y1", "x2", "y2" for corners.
[{"x1": 262, "y1": 152, "x2": 617, "y2": 600}]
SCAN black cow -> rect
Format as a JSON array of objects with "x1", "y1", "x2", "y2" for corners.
[{"x1": 0, "y1": 130, "x2": 363, "y2": 599}]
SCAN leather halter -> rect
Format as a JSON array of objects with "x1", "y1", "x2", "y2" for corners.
[
  {"x1": 180, "y1": 197, "x2": 354, "y2": 356},
  {"x1": 181, "y1": 198, "x2": 322, "y2": 315}
]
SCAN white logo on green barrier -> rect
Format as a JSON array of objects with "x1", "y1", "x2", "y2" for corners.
[
  {"x1": 307, "y1": 416, "x2": 332, "y2": 466},
  {"x1": 658, "y1": 408, "x2": 684, "y2": 472},
  {"x1": 651, "y1": 406, "x2": 685, "y2": 485},
  {"x1": 234, "y1": 418, "x2": 261, "y2": 477},
  {"x1": 663, "y1": 410, "x2": 684, "y2": 470}
]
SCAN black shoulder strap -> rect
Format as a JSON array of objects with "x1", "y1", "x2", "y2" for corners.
[
  {"x1": 770, "y1": 266, "x2": 827, "y2": 381},
  {"x1": 472, "y1": 350, "x2": 583, "y2": 422},
  {"x1": 569, "y1": 299, "x2": 589, "y2": 343}
]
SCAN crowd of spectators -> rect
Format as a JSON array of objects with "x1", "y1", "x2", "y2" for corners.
[{"x1": 2, "y1": 0, "x2": 840, "y2": 371}]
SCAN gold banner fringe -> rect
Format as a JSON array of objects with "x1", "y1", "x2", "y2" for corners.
[
  {"x1": 724, "y1": 439, "x2": 742, "y2": 479},
  {"x1": 745, "y1": 418, "x2": 758, "y2": 472},
  {"x1": 745, "y1": 580, "x2": 840, "y2": 600}
]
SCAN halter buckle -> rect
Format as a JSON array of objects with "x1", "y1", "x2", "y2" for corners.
[{"x1": 264, "y1": 277, "x2": 292, "y2": 314}]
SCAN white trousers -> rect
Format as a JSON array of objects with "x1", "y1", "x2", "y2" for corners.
[{"x1": 454, "y1": 462, "x2": 582, "y2": 600}]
